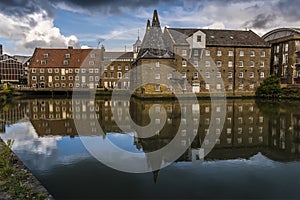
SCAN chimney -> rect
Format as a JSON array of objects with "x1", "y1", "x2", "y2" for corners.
[
  {"x1": 68, "y1": 46, "x2": 73, "y2": 49},
  {"x1": 0, "y1": 44, "x2": 2, "y2": 55}
]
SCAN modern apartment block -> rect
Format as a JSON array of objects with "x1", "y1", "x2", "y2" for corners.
[
  {"x1": 0, "y1": 54, "x2": 25, "y2": 84},
  {"x1": 263, "y1": 28, "x2": 300, "y2": 84},
  {"x1": 132, "y1": 10, "x2": 271, "y2": 96}
]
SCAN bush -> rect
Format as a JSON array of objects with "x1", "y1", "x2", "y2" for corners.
[{"x1": 256, "y1": 76, "x2": 281, "y2": 97}]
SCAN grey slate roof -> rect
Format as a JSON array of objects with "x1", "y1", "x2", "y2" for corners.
[
  {"x1": 137, "y1": 10, "x2": 173, "y2": 59},
  {"x1": 167, "y1": 28, "x2": 269, "y2": 47}
]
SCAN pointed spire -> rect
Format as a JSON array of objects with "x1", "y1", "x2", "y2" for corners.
[
  {"x1": 138, "y1": 28, "x2": 140, "y2": 40},
  {"x1": 152, "y1": 10, "x2": 160, "y2": 27},
  {"x1": 146, "y1": 19, "x2": 151, "y2": 30},
  {"x1": 152, "y1": 170, "x2": 160, "y2": 184}
]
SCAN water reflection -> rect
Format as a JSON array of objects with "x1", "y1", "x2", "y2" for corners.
[{"x1": 1, "y1": 98, "x2": 300, "y2": 198}]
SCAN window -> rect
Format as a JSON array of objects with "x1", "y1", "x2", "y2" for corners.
[
  {"x1": 110, "y1": 72, "x2": 114, "y2": 78},
  {"x1": 63, "y1": 60, "x2": 69, "y2": 65},
  {"x1": 240, "y1": 51, "x2": 244, "y2": 56},
  {"x1": 197, "y1": 35, "x2": 201, "y2": 42},
  {"x1": 117, "y1": 72, "x2": 122, "y2": 78},
  {"x1": 228, "y1": 51, "x2": 233, "y2": 56},
  {"x1": 239, "y1": 84, "x2": 244, "y2": 90},
  {"x1": 69, "y1": 69, "x2": 73, "y2": 73},
  {"x1": 110, "y1": 65, "x2": 114, "y2": 70},
  {"x1": 217, "y1": 50, "x2": 222, "y2": 56},
  {"x1": 260, "y1": 72, "x2": 265, "y2": 78},
  {"x1": 205, "y1": 50, "x2": 210, "y2": 56},
  {"x1": 69, "y1": 76, "x2": 73, "y2": 80},
  {"x1": 69, "y1": 83, "x2": 73, "y2": 87},
  {"x1": 285, "y1": 43, "x2": 289, "y2": 52},
  {"x1": 182, "y1": 60, "x2": 187, "y2": 67},
  {"x1": 216, "y1": 84, "x2": 221, "y2": 90},
  {"x1": 217, "y1": 61, "x2": 222, "y2": 67},
  {"x1": 205, "y1": 72, "x2": 210, "y2": 78},
  {"x1": 260, "y1": 61, "x2": 265, "y2": 67},
  {"x1": 194, "y1": 60, "x2": 198, "y2": 67},
  {"x1": 43, "y1": 53, "x2": 48, "y2": 58},
  {"x1": 239, "y1": 72, "x2": 244, "y2": 78},
  {"x1": 65, "y1": 53, "x2": 70, "y2": 58},
  {"x1": 90, "y1": 53, "x2": 95, "y2": 58},
  {"x1": 32, "y1": 69, "x2": 36, "y2": 73},
  {"x1": 194, "y1": 49, "x2": 199, "y2": 56},
  {"x1": 228, "y1": 84, "x2": 233, "y2": 90},
  {"x1": 250, "y1": 72, "x2": 255, "y2": 78},
  {"x1": 40, "y1": 69, "x2": 44, "y2": 73},
  {"x1": 95, "y1": 76, "x2": 99, "y2": 81},
  {"x1": 104, "y1": 72, "x2": 108, "y2": 78},
  {"x1": 239, "y1": 61, "x2": 244, "y2": 67},
  {"x1": 250, "y1": 61, "x2": 255, "y2": 67},
  {"x1": 94, "y1": 69, "x2": 98, "y2": 74},
  {"x1": 55, "y1": 83, "x2": 60, "y2": 88},
  {"x1": 55, "y1": 68, "x2": 59, "y2": 73},
  {"x1": 89, "y1": 76, "x2": 93, "y2": 81},
  {"x1": 81, "y1": 69, "x2": 86, "y2": 73},
  {"x1": 228, "y1": 72, "x2": 233, "y2": 78},
  {"x1": 261, "y1": 51, "x2": 266, "y2": 57},
  {"x1": 89, "y1": 69, "x2": 94, "y2": 73},
  {"x1": 216, "y1": 72, "x2": 221, "y2": 78},
  {"x1": 61, "y1": 83, "x2": 66, "y2": 88},
  {"x1": 205, "y1": 84, "x2": 210, "y2": 90},
  {"x1": 194, "y1": 72, "x2": 198, "y2": 79},
  {"x1": 75, "y1": 76, "x2": 79, "y2": 81},
  {"x1": 167, "y1": 73, "x2": 173, "y2": 79},
  {"x1": 156, "y1": 61, "x2": 160, "y2": 67},
  {"x1": 250, "y1": 84, "x2": 255, "y2": 89},
  {"x1": 125, "y1": 65, "x2": 129, "y2": 70},
  {"x1": 55, "y1": 76, "x2": 59, "y2": 80},
  {"x1": 182, "y1": 50, "x2": 187, "y2": 56},
  {"x1": 155, "y1": 73, "x2": 160, "y2": 79},
  {"x1": 182, "y1": 72, "x2": 187, "y2": 78},
  {"x1": 32, "y1": 76, "x2": 36, "y2": 81},
  {"x1": 89, "y1": 61, "x2": 95, "y2": 65},
  {"x1": 41, "y1": 60, "x2": 46, "y2": 65},
  {"x1": 48, "y1": 68, "x2": 52, "y2": 73},
  {"x1": 228, "y1": 61, "x2": 233, "y2": 67},
  {"x1": 205, "y1": 61, "x2": 211, "y2": 67},
  {"x1": 61, "y1": 76, "x2": 66, "y2": 80},
  {"x1": 250, "y1": 50, "x2": 255, "y2": 57},
  {"x1": 155, "y1": 84, "x2": 160, "y2": 91}
]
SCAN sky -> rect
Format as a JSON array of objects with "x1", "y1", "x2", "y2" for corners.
[{"x1": 0, "y1": 0, "x2": 300, "y2": 55}]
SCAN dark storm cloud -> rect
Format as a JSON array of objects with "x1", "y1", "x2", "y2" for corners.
[
  {"x1": 0, "y1": 0, "x2": 54, "y2": 19},
  {"x1": 277, "y1": 0, "x2": 300, "y2": 21},
  {"x1": 244, "y1": 14, "x2": 276, "y2": 29},
  {"x1": 49, "y1": 0, "x2": 174, "y2": 15}
]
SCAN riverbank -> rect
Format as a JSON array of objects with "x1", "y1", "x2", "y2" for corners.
[{"x1": 0, "y1": 139, "x2": 53, "y2": 199}]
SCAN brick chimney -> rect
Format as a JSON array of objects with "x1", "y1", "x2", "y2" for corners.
[{"x1": 0, "y1": 44, "x2": 2, "y2": 55}]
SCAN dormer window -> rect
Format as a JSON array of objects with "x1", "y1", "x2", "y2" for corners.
[
  {"x1": 66, "y1": 53, "x2": 71, "y2": 58},
  {"x1": 197, "y1": 35, "x2": 201, "y2": 42},
  {"x1": 41, "y1": 60, "x2": 46, "y2": 65},
  {"x1": 63, "y1": 60, "x2": 69, "y2": 65},
  {"x1": 43, "y1": 53, "x2": 48, "y2": 58}
]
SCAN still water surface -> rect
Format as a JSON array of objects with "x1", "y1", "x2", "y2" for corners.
[{"x1": 1, "y1": 98, "x2": 300, "y2": 199}]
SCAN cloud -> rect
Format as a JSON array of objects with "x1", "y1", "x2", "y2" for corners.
[
  {"x1": 0, "y1": 0, "x2": 79, "y2": 55},
  {"x1": 244, "y1": 14, "x2": 276, "y2": 29}
]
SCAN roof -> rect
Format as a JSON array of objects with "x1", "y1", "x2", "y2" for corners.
[
  {"x1": 13, "y1": 55, "x2": 31, "y2": 64},
  {"x1": 30, "y1": 48, "x2": 94, "y2": 68},
  {"x1": 137, "y1": 10, "x2": 173, "y2": 59},
  {"x1": 167, "y1": 28, "x2": 269, "y2": 47},
  {"x1": 104, "y1": 51, "x2": 133, "y2": 59},
  {"x1": 262, "y1": 28, "x2": 300, "y2": 42}
]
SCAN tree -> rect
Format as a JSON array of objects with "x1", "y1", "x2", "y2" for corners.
[{"x1": 256, "y1": 76, "x2": 281, "y2": 97}]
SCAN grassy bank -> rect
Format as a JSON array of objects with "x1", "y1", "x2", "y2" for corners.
[{"x1": 0, "y1": 139, "x2": 52, "y2": 199}]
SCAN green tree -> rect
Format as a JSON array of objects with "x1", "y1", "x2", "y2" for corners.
[{"x1": 256, "y1": 76, "x2": 281, "y2": 97}]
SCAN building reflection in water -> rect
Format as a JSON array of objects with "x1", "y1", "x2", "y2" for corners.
[{"x1": 1, "y1": 98, "x2": 300, "y2": 179}]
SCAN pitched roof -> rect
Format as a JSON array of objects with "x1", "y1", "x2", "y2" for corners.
[
  {"x1": 137, "y1": 10, "x2": 173, "y2": 59},
  {"x1": 167, "y1": 28, "x2": 269, "y2": 47},
  {"x1": 262, "y1": 28, "x2": 300, "y2": 42},
  {"x1": 30, "y1": 48, "x2": 94, "y2": 68},
  {"x1": 104, "y1": 51, "x2": 133, "y2": 59}
]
